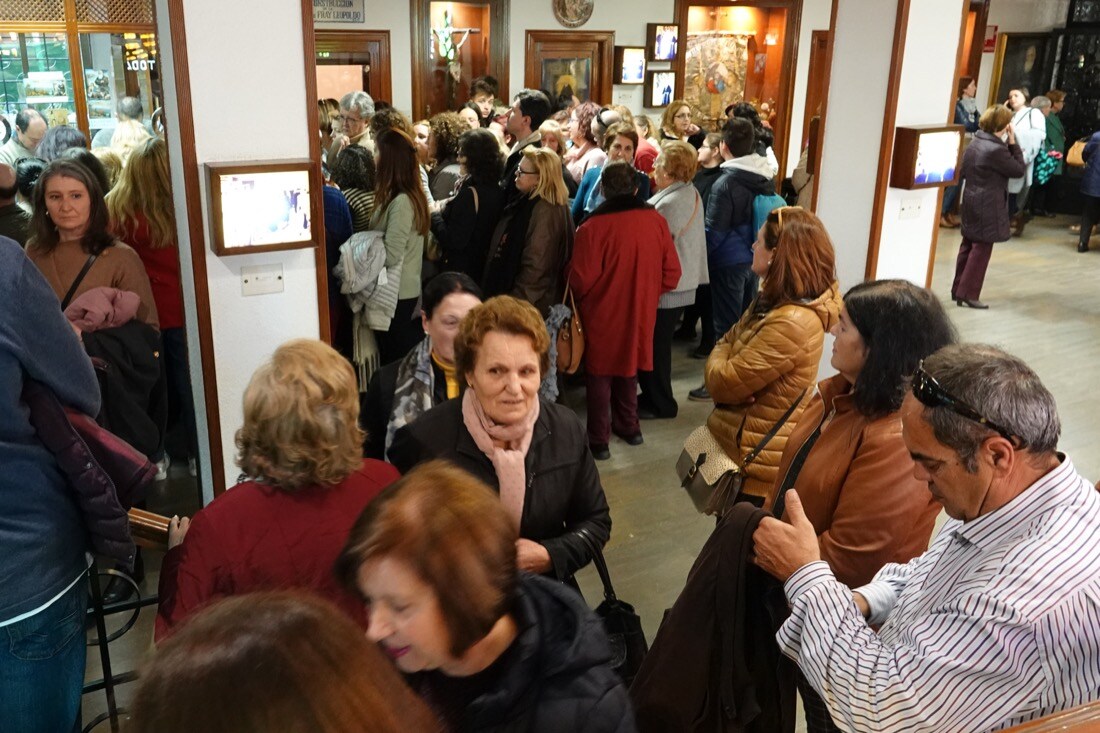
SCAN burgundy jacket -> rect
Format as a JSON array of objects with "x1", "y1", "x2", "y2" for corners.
[
  {"x1": 156, "y1": 459, "x2": 399, "y2": 641},
  {"x1": 22, "y1": 378, "x2": 150, "y2": 569}
]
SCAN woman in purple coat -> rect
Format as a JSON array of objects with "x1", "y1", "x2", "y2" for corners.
[{"x1": 951, "y1": 105, "x2": 1025, "y2": 309}]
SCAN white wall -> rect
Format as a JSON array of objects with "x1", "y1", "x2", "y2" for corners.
[
  {"x1": 170, "y1": 0, "x2": 321, "y2": 492},
  {"x1": 976, "y1": 0, "x2": 1069, "y2": 105},
  {"x1": 317, "y1": 4, "x2": 415, "y2": 111},
  {"x1": 814, "y1": 0, "x2": 899, "y2": 292},
  {"x1": 786, "y1": 0, "x2": 831, "y2": 177},
  {"x1": 504, "y1": 0, "x2": 674, "y2": 115},
  {"x1": 874, "y1": 0, "x2": 966, "y2": 283}
]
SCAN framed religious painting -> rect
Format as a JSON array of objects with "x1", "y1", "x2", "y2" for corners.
[
  {"x1": 614, "y1": 46, "x2": 646, "y2": 85},
  {"x1": 647, "y1": 23, "x2": 680, "y2": 62},
  {"x1": 988, "y1": 33, "x2": 1052, "y2": 107},
  {"x1": 644, "y1": 70, "x2": 677, "y2": 108},
  {"x1": 525, "y1": 30, "x2": 614, "y2": 104}
]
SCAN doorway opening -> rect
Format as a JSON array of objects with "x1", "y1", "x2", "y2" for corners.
[
  {"x1": 411, "y1": 0, "x2": 509, "y2": 120},
  {"x1": 676, "y1": 0, "x2": 802, "y2": 178}
]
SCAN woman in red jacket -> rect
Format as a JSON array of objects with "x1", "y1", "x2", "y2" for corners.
[
  {"x1": 569, "y1": 161, "x2": 681, "y2": 459},
  {"x1": 155, "y1": 339, "x2": 399, "y2": 640},
  {"x1": 107, "y1": 136, "x2": 195, "y2": 476}
]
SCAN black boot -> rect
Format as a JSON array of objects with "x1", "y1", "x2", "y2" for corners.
[{"x1": 101, "y1": 548, "x2": 144, "y2": 605}]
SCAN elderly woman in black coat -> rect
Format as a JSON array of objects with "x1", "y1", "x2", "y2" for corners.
[
  {"x1": 951, "y1": 105, "x2": 1025, "y2": 309},
  {"x1": 388, "y1": 296, "x2": 611, "y2": 590}
]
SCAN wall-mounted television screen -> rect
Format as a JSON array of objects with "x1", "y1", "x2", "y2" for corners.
[
  {"x1": 890, "y1": 125, "x2": 965, "y2": 190},
  {"x1": 206, "y1": 161, "x2": 317, "y2": 255}
]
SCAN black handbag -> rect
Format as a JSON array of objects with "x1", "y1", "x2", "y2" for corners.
[{"x1": 578, "y1": 528, "x2": 648, "y2": 686}]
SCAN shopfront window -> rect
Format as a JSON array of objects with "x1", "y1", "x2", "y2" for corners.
[
  {"x1": 80, "y1": 32, "x2": 160, "y2": 145},
  {"x1": 0, "y1": 32, "x2": 78, "y2": 127}
]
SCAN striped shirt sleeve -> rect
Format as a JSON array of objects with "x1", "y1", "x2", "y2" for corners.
[{"x1": 777, "y1": 563, "x2": 1047, "y2": 732}]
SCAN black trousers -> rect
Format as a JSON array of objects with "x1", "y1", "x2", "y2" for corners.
[
  {"x1": 638, "y1": 306, "x2": 685, "y2": 418},
  {"x1": 376, "y1": 297, "x2": 422, "y2": 366},
  {"x1": 679, "y1": 285, "x2": 714, "y2": 350},
  {"x1": 1080, "y1": 194, "x2": 1100, "y2": 249}
]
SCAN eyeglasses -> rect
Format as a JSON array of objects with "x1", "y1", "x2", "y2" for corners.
[
  {"x1": 516, "y1": 169, "x2": 538, "y2": 177},
  {"x1": 911, "y1": 362, "x2": 1016, "y2": 443}
]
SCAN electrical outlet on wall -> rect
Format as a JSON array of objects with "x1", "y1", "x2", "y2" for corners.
[
  {"x1": 899, "y1": 198, "x2": 922, "y2": 220},
  {"x1": 241, "y1": 263, "x2": 284, "y2": 296}
]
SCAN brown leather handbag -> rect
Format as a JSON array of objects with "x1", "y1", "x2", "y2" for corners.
[
  {"x1": 1067, "y1": 136, "x2": 1089, "y2": 168},
  {"x1": 556, "y1": 286, "x2": 585, "y2": 375}
]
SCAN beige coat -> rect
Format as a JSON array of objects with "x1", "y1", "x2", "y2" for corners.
[{"x1": 704, "y1": 283, "x2": 841, "y2": 498}]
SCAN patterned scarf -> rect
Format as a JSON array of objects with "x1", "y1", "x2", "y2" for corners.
[
  {"x1": 461, "y1": 389, "x2": 540, "y2": 529},
  {"x1": 384, "y1": 337, "x2": 436, "y2": 458}
]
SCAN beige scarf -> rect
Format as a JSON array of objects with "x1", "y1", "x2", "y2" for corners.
[{"x1": 461, "y1": 389, "x2": 540, "y2": 528}]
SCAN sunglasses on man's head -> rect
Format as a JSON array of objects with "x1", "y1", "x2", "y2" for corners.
[{"x1": 911, "y1": 363, "x2": 1016, "y2": 443}]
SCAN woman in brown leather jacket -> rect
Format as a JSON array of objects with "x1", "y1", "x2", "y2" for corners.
[
  {"x1": 766, "y1": 280, "x2": 956, "y2": 733},
  {"x1": 702, "y1": 207, "x2": 840, "y2": 502}
]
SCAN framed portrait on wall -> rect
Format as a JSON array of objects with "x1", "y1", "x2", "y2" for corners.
[
  {"x1": 614, "y1": 46, "x2": 646, "y2": 85},
  {"x1": 525, "y1": 30, "x2": 614, "y2": 103},
  {"x1": 988, "y1": 32, "x2": 1052, "y2": 107},
  {"x1": 647, "y1": 23, "x2": 679, "y2": 61},
  {"x1": 645, "y1": 70, "x2": 677, "y2": 108}
]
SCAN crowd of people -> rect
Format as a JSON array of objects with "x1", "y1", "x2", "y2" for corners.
[
  {"x1": 2, "y1": 80, "x2": 1098, "y2": 733},
  {"x1": 944, "y1": 82, "x2": 1081, "y2": 308}
]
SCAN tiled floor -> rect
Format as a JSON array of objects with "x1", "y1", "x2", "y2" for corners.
[{"x1": 81, "y1": 213, "x2": 1100, "y2": 730}]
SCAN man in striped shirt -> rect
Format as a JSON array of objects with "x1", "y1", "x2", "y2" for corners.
[{"x1": 753, "y1": 343, "x2": 1100, "y2": 732}]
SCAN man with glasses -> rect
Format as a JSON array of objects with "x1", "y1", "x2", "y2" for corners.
[
  {"x1": 753, "y1": 343, "x2": 1100, "y2": 732},
  {"x1": 0, "y1": 109, "x2": 46, "y2": 167}
]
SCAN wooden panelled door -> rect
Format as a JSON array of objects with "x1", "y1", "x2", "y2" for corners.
[{"x1": 314, "y1": 31, "x2": 393, "y2": 104}]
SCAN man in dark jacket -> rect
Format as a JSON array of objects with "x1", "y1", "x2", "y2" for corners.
[
  {"x1": 705, "y1": 118, "x2": 774, "y2": 338},
  {"x1": 689, "y1": 119, "x2": 775, "y2": 402},
  {"x1": 501, "y1": 89, "x2": 551, "y2": 204}
]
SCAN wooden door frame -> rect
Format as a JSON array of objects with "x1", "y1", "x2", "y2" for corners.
[
  {"x1": 964, "y1": 0, "x2": 990, "y2": 80},
  {"x1": 161, "y1": 0, "x2": 330, "y2": 495},
  {"x1": 672, "y1": 0, "x2": 803, "y2": 181},
  {"x1": 410, "y1": 0, "x2": 510, "y2": 119},
  {"x1": 314, "y1": 30, "x2": 392, "y2": 104},
  {"x1": 524, "y1": 30, "x2": 615, "y2": 105},
  {"x1": 801, "y1": 29, "x2": 830, "y2": 152}
]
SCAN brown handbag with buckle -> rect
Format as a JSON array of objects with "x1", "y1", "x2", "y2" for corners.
[{"x1": 556, "y1": 285, "x2": 585, "y2": 375}]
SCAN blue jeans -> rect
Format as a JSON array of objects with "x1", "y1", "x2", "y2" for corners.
[
  {"x1": 0, "y1": 577, "x2": 87, "y2": 733},
  {"x1": 710, "y1": 264, "x2": 759, "y2": 338}
]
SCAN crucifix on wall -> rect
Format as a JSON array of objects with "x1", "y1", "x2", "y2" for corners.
[{"x1": 432, "y1": 10, "x2": 482, "y2": 108}]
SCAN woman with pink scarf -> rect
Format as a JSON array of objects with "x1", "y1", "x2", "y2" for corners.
[{"x1": 388, "y1": 295, "x2": 611, "y2": 589}]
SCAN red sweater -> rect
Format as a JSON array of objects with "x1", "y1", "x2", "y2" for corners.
[
  {"x1": 119, "y1": 214, "x2": 185, "y2": 329},
  {"x1": 155, "y1": 459, "x2": 398, "y2": 640}
]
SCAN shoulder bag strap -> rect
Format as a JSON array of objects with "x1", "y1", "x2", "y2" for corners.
[
  {"x1": 576, "y1": 527, "x2": 617, "y2": 602},
  {"x1": 769, "y1": 415, "x2": 826, "y2": 518},
  {"x1": 741, "y1": 388, "x2": 808, "y2": 469},
  {"x1": 61, "y1": 253, "x2": 98, "y2": 310},
  {"x1": 673, "y1": 189, "x2": 701, "y2": 241}
]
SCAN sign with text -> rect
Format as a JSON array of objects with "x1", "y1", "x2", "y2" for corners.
[{"x1": 313, "y1": 0, "x2": 363, "y2": 23}]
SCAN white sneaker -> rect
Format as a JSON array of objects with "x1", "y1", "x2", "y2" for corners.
[
  {"x1": 155, "y1": 455, "x2": 170, "y2": 481},
  {"x1": 188, "y1": 457, "x2": 197, "y2": 478}
]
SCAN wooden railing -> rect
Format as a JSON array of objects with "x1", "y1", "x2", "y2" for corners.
[{"x1": 1003, "y1": 702, "x2": 1100, "y2": 731}]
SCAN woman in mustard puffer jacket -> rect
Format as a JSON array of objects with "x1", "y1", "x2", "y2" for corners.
[{"x1": 702, "y1": 206, "x2": 840, "y2": 502}]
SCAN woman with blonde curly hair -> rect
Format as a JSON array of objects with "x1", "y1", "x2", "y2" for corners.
[
  {"x1": 109, "y1": 118, "x2": 153, "y2": 165},
  {"x1": 155, "y1": 339, "x2": 399, "y2": 641}
]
